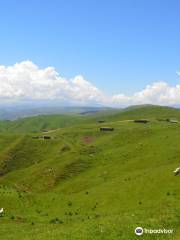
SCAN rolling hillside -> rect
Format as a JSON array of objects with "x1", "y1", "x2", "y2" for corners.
[
  {"x1": 0, "y1": 105, "x2": 179, "y2": 239},
  {"x1": 0, "y1": 108, "x2": 119, "y2": 133},
  {"x1": 0, "y1": 105, "x2": 180, "y2": 133},
  {"x1": 103, "y1": 105, "x2": 180, "y2": 122},
  {"x1": 0, "y1": 114, "x2": 85, "y2": 133}
]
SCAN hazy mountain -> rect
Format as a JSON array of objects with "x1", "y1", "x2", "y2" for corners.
[{"x1": 0, "y1": 104, "x2": 117, "y2": 120}]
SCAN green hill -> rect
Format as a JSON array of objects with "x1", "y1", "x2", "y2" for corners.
[
  {"x1": 0, "y1": 108, "x2": 119, "y2": 133},
  {"x1": 0, "y1": 114, "x2": 85, "y2": 133},
  {"x1": 0, "y1": 105, "x2": 180, "y2": 134},
  {"x1": 103, "y1": 105, "x2": 180, "y2": 122},
  {"x1": 0, "y1": 105, "x2": 179, "y2": 239}
]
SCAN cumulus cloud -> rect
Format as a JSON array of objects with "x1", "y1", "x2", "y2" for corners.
[
  {"x1": 0, "y1": 60, "x2": 180, "y2": 107},
  {"x1": 112, "y1": 82, "x2": 180, "y2": 106},
  {"x1": 0, "y1": 61, "x2": 106, "y2": 105}
]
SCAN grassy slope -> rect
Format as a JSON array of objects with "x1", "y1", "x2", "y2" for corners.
[
  {"x1": 103, "y1": 105, "x2": 180, "y2": 122},
  {"x1": 0, "y1": 109, "x2": 119, "y2": 133},
  {"x1": 0, "y1": 106, "x2": 179, "y2": 239},
  {"x1": 0, "y1": 114, "x2": 85, "y2": 133},
  {"x1": 0, "y1": 105, "x2": 179, "y2": 133}
]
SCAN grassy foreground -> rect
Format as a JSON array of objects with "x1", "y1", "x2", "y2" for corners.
[{"x1": 0, "y1": 106, "x2": 179, "y2": 239}]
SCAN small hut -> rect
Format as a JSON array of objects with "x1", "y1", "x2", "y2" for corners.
[
  {"x1": 134, "y1": 119, "x2": 149, "y2": 124},
  {"x1": 100, "y1": 127, "x2": 114, "y2": 131},
  {"x1": 98, "y1": 120, "x2": 105, "y2": 123},
  {"x1": 43, "y1": 136, "x2": 51, "y2": 139}
]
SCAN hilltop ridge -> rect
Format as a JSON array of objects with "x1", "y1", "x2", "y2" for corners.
[{"x1": 0, "y1": 105, "x2": 180, "y2": 133}]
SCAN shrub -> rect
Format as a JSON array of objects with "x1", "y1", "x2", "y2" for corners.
[
  {"x1": 68, "y1": 201, "x2": 72, "y2": 206},
  {"x1": 49, "y1": 218, "x2": 63, "y2": 224}
]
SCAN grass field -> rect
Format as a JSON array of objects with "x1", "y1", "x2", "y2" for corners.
[{"x1": 0, "y1": 105, "x2": 179, "y2": 239}]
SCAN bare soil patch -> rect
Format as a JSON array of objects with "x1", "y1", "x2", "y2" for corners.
[{"x1": 82, "y1": 136, "x2": 95, "y2": 144}]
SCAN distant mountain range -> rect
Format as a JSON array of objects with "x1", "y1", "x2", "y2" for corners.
[
  {"x1": 0, "y1": 105, "x2": 119, "y2": 120},
  {"x1": 0, "y1": 103, "x2": 179, "y2": 120}
]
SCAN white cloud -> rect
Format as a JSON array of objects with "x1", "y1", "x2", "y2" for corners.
[
  {"x1": 0, "y1": 60, "x2": 106, "y2": 105},
  {"x1": 0, "y1": 60, "x2": 180, "y2": 107},
  {"x1": 112, "y1": 82, "x2": 180, "y2": 106}
]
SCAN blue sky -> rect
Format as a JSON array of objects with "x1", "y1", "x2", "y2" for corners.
[{"x1": 0, "y1": 0, "x2": 180, "y2": 106}]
